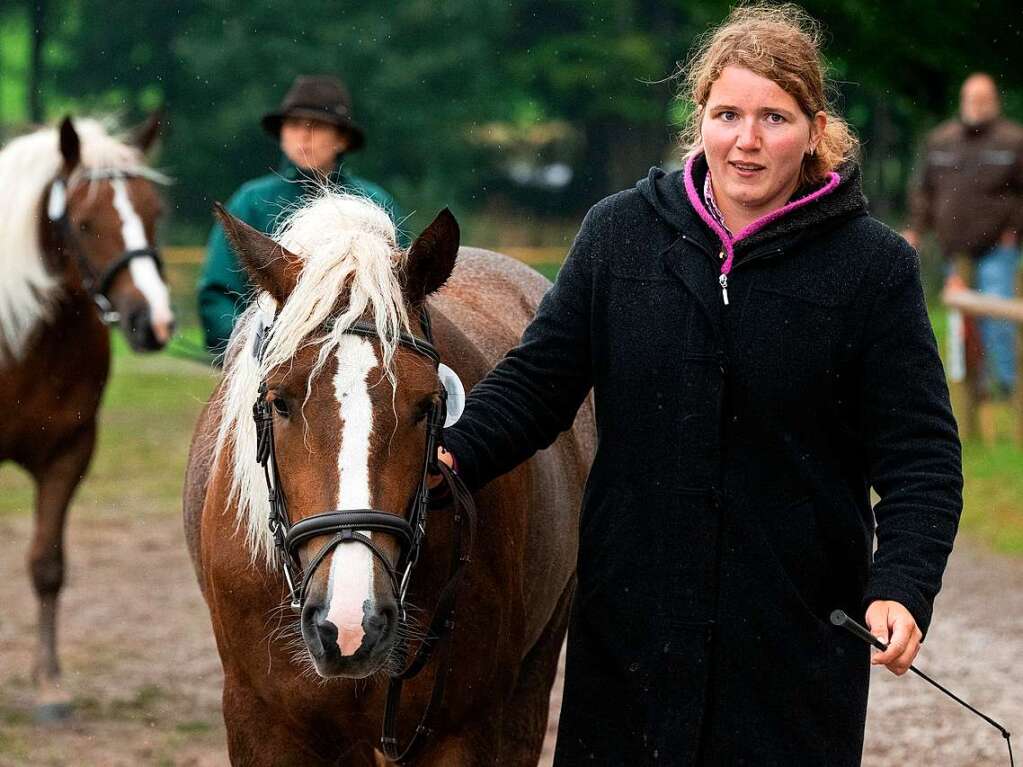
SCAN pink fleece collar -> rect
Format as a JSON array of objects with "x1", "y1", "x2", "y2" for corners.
[{"x1": 682, "y1": 152, "x2": 841, "y2": 279}]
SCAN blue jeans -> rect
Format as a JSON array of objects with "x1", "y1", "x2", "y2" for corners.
[{"x1": 976, "y1": 244, "x2": 1020, "y2": 393}]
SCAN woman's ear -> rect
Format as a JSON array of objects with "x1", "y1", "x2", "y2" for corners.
[{"x1": 809, "y1": 111, "x2": 828, "y2": 154}]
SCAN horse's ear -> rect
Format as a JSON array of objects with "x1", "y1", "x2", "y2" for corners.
[
  {"x1": 213, "y1": 203, "x2": 301, "y2": 304},
  {"x1": 404, "y1": 208, "x2": 459, "y2": 304},
  {"x1": 130, "y1": 108, "x2": 164, "y2": 153},
  {"x1": 59, "y1": 116, "x2": 80, "y2": 173}
]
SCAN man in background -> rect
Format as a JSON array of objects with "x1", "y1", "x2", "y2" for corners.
[
  {"x1": 905, "y1": 72, "x2": 1023, "y2": 398},
  {"x1": 198, "y1": 74, "x2": 404, "y2": 357}
]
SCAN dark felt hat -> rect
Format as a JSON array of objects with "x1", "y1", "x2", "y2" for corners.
[{"x1": 260, "y1": 75, "x2": 365, "y2": 152}]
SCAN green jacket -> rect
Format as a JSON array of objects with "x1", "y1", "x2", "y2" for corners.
[{"x1": 198, "y1": 158, "x2": 406, "y2": 356}]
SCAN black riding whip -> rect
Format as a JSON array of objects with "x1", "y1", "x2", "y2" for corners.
[{"x1": 830, "y1": 609, "x2": 1014, "y2": 766}]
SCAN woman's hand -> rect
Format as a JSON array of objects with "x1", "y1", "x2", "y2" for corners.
[
  {"x1": 428, "y1": 447, "x2": 456, "y2": 489},
  {"x1": 865, "y1": 600, "x2": 923, "y2": 675}
]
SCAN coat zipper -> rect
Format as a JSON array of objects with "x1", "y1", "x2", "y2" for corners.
[{"x1": 680, "y1": 234, "x2": 785, "y2": 306}]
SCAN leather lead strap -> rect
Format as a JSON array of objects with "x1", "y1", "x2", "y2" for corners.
[{"x1": 380, "y1": 461, "x2": 476, "y2": 765}]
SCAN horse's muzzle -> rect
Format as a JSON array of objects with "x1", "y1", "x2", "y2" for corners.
[
  {"x1": 123, "y1": 305, "x2": 172, "y2": 352},
  {"x1": 301, "y1": 600, "x2": 398, "y2": 678}
]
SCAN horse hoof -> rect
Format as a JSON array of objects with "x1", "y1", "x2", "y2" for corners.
[{"x1": 34, "y1": 701, "x2": 73, "y2": 723}]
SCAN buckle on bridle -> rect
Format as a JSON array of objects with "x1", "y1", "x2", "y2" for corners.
[
  {"x1": 282, "y1": 561, "x2": 302, "y2": 611},
  {"x1": 93, "y1": 293, "x2": 120, "y2": 325},
  {"x1": 398, "y1": 560, "x2": 414, "y2": 622}
]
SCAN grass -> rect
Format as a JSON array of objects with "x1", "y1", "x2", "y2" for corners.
[
  {"x1": 930, "y1": 304, "x2": 1023, "y2": 553},
  {"x1": 2, "y1": 260, "x2": 1021, "y2": 556},
  {"x1": 0, "y1": 331, "x2": 217, "y2": 519},
  {"x1": 961, "y1": 433, "x2": 1023, "y2": 554}
]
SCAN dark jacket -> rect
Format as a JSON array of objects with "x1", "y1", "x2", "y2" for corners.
[
  {"x1": 909, "y1": 116, "x2": 1023, "y2": 255},
  {"x1": 443, "y1": 156, "x2": 963, "y2": 766},
  {"x1": 198, "y1": 158, "x2": 404, "y2": 355}
]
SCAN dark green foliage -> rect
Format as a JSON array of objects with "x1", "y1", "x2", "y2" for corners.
[{"x1": 3, "y1": 0, "x2": 1021, "y2": 240}]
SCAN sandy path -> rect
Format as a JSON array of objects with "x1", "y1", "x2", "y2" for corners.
[{"x1": 1, "y1": 505, "x2": 1018, "y2": 766}]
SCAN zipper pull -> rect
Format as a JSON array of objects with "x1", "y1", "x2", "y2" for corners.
[{"x1": 719, "y1": 273, "x2": 729, "y2": 305}]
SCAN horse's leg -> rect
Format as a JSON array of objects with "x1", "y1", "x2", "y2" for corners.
[
  {"x1": 27, "y1": 423, "x2": 96, "y2": 721},
  {"x1": 494, "y1": 575, "x2": 576, "y2": 765},
  {"x1": 222, "y1": 680, "x2": 377, "y2": 766}
]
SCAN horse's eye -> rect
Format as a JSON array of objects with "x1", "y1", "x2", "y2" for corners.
[
  {"x1": 271, "y1": 397, "x2": 290, "y2": 418},
  {"x1": 78, "y1": 221, "x2": 91, "y2": 233},
  {"x1": 413, "y1": 397, "x2": 435, "y2": 425}
]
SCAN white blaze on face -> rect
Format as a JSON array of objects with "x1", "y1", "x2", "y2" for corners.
[
  {"x1": 325, "y1": 335, "x2": 379, "y2": 656},
  {"x1": 110, "y1": 178, "x2": 175, "y2": 342}
]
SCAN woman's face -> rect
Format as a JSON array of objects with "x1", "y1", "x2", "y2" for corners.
[
  {"x1": 700, "y1": 65, "x2": 825, "y2": 220},
  {"x1": 280, "y1": 116, "x2": 349, "y2": 174}
]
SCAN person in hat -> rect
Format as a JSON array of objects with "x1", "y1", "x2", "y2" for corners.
[{"x1": 198, "y1": 74, "x2": 405, "y2": 357}]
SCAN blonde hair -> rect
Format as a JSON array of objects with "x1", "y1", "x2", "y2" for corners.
[{"x1": 678, "y1": 3, "x2": 858, "y2": 186}]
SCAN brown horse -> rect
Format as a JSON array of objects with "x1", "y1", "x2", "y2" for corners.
[
  {"x1": 184, "y1": 192, "x2": 593, "y2": 765},
  {"x1": 0, "y1": 114, "x2": 172, "y2": 719}
]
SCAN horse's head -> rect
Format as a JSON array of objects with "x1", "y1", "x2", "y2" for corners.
[
  {"x1": 46, "y1": 115, "x2": 174, "y2": 351},
  {"x1": 216, "y1": 194, "x2": 459, "y2": 678}
]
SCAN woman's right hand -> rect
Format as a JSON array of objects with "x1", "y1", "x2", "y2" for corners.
[
  {"x1": 437, "y1": 446, "x2": 455, "y2": 470},
  {"x1": 428, "y1": 447, "x2": 456, "y2": 489}
]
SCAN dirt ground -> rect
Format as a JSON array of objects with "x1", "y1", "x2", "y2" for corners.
[{"x1": 1, "y1": 502, "x2": 1019, "y2": 766}]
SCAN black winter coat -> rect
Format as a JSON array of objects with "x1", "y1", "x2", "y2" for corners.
[{"x1": 443, "y1": 156, "x2": 963, "y2": 766}]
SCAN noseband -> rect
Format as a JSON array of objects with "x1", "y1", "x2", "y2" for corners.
[
  {"x1": 47, "y1": 172, "x2": 165, "y2": 325},
  {"x1": 251, "y1": 308, "x2": 477, "y2": 764}
]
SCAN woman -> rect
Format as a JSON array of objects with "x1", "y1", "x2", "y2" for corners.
[{"x1": 442, "y1": 5, "x2": 961, "y2": 765}]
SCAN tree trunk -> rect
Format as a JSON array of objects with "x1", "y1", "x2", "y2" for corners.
[{"x1": 29, "y1": 0, "x2": 46, "y2": 124}]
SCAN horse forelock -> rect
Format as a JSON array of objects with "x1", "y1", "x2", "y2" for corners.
[
  {"x1": 0, "y1": 118, "x2": 168, "y2": 364},
  {"x1": 213, "y1": 192, "x2": 413, "y2": 567}
]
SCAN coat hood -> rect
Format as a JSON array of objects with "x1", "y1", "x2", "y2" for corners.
[{"x1": 636, "y1": 153, "x2": 868, "y2": 258}]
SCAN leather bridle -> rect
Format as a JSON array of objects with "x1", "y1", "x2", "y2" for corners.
[
  {"x1": 251, "y1": 307, "x2": 477, "y2": 765},
  {"x1": 47, "y1": 171, "x2": 165, "y2": 326}
]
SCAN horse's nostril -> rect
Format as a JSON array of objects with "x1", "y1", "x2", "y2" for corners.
[
  {"x1": 126, "y1": 307, "x2": 148, "y2": 334},
  {"x1": 365, "y1": 604, "x2": 397, "y2": 644},
  {"x1": 317, "y1": 616, "x2": 339, "y2": 648},
  {"x1": 379, "y1": 604, "x2": 398, "y2": 627}
]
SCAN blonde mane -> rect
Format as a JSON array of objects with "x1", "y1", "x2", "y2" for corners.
[
  {"x1": 213, "y1": 192, "x2": 413, "y2": 566},
  {"x1": 0, "y1": 118, "x2": 167, "y2": 364}
]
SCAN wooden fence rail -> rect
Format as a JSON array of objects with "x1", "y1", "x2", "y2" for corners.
[{"x1": 941, "y1": 256, "x2": 1023, "y2": 446}]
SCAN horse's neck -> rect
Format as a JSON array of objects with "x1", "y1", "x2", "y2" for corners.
[{"x1": 14, "y1": 290, "x2": 108, "y2": 367}]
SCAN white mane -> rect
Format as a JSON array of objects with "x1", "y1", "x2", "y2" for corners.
[
  {"x1": 0, "y1": 118, "x2": 166, "y2": 364},
  {"x1": 213, "y1": 192, "x2": 413, "y2": 566}
]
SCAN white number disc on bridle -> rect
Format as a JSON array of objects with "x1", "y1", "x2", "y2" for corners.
[
  {"x1": 438, "y1": 363, "x2": 465, "y2": 427},
  {"x1": 47, "y1": 180, "x2": 67, "y2": 221}
]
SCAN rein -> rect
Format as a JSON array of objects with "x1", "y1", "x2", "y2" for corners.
[
  {"x1": 251, "y1": 309, "x2": 477, "y2": 765},
  {"x1": 47, "y1": 172, "x2": 165, "y2": 326}
]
